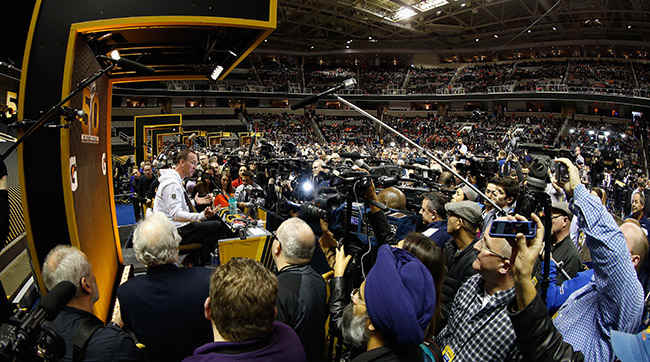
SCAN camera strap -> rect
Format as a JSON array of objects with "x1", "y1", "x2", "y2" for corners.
[{"x1": 72, "y1": 316, "x2": 103, "y2": 362}]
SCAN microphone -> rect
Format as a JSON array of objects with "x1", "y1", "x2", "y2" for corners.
[
  {"x1": 40, "y1": 281, "x2": 76, "y2": 321},
  {"x1": 97, "y1": 55, "x2": 155, "y2": 75},
  {"x1": 354, "y1": 159, "x2": 371, "y2": 171},
  {"x1": 291, "y1": 78, "x2": 357, "y2": 110}
]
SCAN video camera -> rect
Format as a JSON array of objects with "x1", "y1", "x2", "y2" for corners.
[{"x1": 0, "y1": 281, "x2": 76, "y2": 361}]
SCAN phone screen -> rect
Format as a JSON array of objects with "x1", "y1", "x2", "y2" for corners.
[{"x1": 490, "y1": 221, "x2": 534, "y2": 238}]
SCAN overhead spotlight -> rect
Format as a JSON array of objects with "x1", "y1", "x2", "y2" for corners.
[
  {"x1": 228, "y1": 50, "x2": 237, "y2": 57},
  {"x1": 436, "y1": 10, "x2": 442, "y2": 15},
  {"x1": 264, "y1": 39, "x2": 268, "y2": 43},
  {"x1": 210, "y1": 65, "x2": 224, "y2": 81},
  {"x1": 628, "y1": 25, "x2": 632, "y2": 30},
  {"x1": 493, "y1": 34, "x2": 499, "y2": 38},
  {"x1": 527, "y1": 29, "x2": 532, "y2": 33},
  {"x1": 460, "y1": 2, "x2": 466, "y2": 7},
  {"x1": 109, "y1": 49, "x2": 121, "y2": 61},
  {"x1": 569, "y1": 128, "x2": 575, "y2": 134},
  {"x1": 475, "y1": 38, "x2": 479, "y2": 42},
  {"x1": 552, "y1": 26, "x2": 557, "y2": 31},
  {"x1": 310, "y1": 45, "x2": 314, "y2": 49},
  {"x1": 369, "y1": 36, "x2": 373, "y2": 40},
  {"x1": 345, "y1": 45, "x2": 350, "y2": 49},
  {"x1": 621, "y1": 133, "x2": 627, "y2": 138},
  {"x1": 346, "y1": 40, "x2": 352, "y2": 44}
]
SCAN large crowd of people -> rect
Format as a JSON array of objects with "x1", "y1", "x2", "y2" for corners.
[
  {"x1": 66, "y1": 117, "x2": 650, "y2": 360},
  {"x1": 212, "y1": 56, "x2": 650, "y2": 97}
]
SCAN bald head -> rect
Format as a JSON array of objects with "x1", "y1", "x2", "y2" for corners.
[
  {"x1": 378, "y1": 187, "x2": 406, "y2": 210},
  {"x1": 621, "y1": 221, "x2": 648, "y2": 272},
  {"x1": 276, "y1": 217, "x2": 316, "y2": 262}
]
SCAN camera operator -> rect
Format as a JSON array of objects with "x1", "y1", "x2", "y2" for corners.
[
  {"x1": 135, "y1": 163, "x2": 158, "y2": 216},
  {"x1": 546, "y1": 158, "x2": 644, "y2": 361},
  {"x1": 234, "y1": 170, "x2": 265, "y2": 214},
  {"x1": 42, "y1": 245, "x2": 143, "y2": 361}
]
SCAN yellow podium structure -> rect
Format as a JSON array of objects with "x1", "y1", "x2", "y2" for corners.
[{"x1": 19, "y1": 0, "x2": 276, "y2": 321}]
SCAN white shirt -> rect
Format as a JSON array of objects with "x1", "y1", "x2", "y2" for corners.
[{"x1": 154, "y1": 169, "x2": 206, "y2": 228}]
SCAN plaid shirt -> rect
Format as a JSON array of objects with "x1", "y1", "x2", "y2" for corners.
[
  {"x1": 435, "y1": 274, "x2": 522, "y2": 361},
  {"x1": 553, "y1": 184, "x2": 644, "y2": 361}
]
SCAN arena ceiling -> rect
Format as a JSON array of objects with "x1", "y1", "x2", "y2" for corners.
[{"x1": 261, "y1": 0, "x2": 650, "y2": 54}]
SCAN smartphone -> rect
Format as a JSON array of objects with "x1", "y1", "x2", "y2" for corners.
[
  {"x1": 489, "y1": 220, "x2": 537, "y2": 239},
  {"x1": 554, "y1": 162, "x2": 569, "y2": 185}
]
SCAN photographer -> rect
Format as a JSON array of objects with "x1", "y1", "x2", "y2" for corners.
[
  {"x1": 234, "y1": 170, "x2": 266, "y2": 213},
  {"x1": 42, "y1": 245, "x2": 143, "y2": 361}
]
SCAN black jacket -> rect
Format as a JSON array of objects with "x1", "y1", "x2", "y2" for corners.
[
  {"x1": 117, "y1": 264, "x2": 213, "y2": 362},
  {"x1": 508, "y1": 293, "x2": 584, "y2": 362},
  {"x1": 51, "y1": 306, "x2": 143, "y2": 362},
  {"x1": 276, "y1": 263, "x2": 328, "y2": 362},
  {"x1": 438, "y1": 238, "x2": 479, "y2": 332},
  {"x1": 351, "y1": 345, "x2": 423, "y2": 362}
]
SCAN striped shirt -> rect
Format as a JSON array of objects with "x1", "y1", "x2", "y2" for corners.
[{"x1": 553, "y1": 184, "x2": 644, "y2": 361}]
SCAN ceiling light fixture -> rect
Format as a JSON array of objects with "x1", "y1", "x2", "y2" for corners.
[
  {"x1": 210, "y1": 65, "x2": 223, "y2": 80},
  {"x1": 394, "y1": 7, "x2": 417, "y2": 21},
  {"x1": 414, "y1": 0, "x2": 449, "y2": 12},
  {"x1": 210, "y1": 65, "x2": 224, "y2": 81}
]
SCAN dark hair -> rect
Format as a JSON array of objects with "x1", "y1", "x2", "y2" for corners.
[
  {"x1": 491, "y1": 176, "x2": 520, "y2": 202},
  {"x1": 401, "y1": 233, "x2": 445, "y2": 338},
  {"x1": 175, "y1": 149, "x2": 195, "y2": 164},
  {"x1": 422, "y1": 192, "x2": 448, "y2": 219},
  {"x1": 209, "y1": 258, "x2": 278, "y2": 342},
  {"x1": 220, "y1": 172, "x2": 234, "y2": 194}
]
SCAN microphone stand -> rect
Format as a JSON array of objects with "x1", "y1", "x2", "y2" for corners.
[
  {"x1": 2, "y1": 62, "x2": 116, "y2": 161},
  {"x1": 333, "y1": 94, "x2": 505, "y2": 215}
]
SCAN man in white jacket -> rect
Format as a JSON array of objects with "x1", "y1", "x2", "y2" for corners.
[{"x1": 154, "y1": 149, "x2": 221, "y2": 262}]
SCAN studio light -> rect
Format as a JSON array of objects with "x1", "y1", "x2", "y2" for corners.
[
  {"x1": 109, "y1": 50, "x2": 121, "y2": 61},
  {"x1": 301, "y1": 181, "x2": 314, "y2": 193},
  {"x1": 228, "y1": 50, "x2": 237, "y2": 57},
  {"x1": 210, "y1": 65, "x2": 224, "y2": 81}
]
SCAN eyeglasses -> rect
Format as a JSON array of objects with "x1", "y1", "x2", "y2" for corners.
[
  {"x1": 478, "y1": 237, "x2": 510, "y2": 260},
  {"x1": 351, "y1": 287, "x2": 365, "y2": 305}
]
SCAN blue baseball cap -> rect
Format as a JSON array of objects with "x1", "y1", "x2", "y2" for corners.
[{"x1": 611, "y1": 327, "x2": 650, "y2": 362}]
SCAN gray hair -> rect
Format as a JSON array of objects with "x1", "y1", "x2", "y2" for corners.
[
  {"x1": 42, "y1": 245, "x2": 91, "y2": 296},
  {"x1": 340, "y1": 303, "x2": 370, "y2": 348},
  {"x1": 276, "y1": 217, "x2": 316, "y2": 261},
  {"x1": 133, "y1": 211, "x2": 181, "y2": 266}
]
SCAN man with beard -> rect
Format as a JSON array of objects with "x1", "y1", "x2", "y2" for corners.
[{"x1": 338, "y1": 244, "x2": 436, "y2": 361}]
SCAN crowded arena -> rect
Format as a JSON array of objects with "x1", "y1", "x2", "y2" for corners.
[{"x1": 2, "y1": 0, "x2": 650, "y2": 361}]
